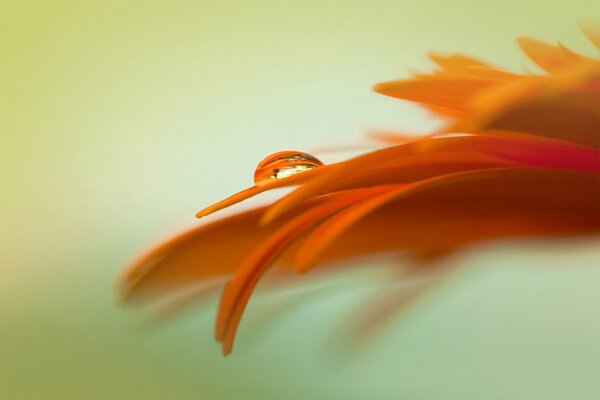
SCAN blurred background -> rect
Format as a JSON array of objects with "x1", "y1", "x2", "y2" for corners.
[{"x1": 2, "y1": 1, "x2": 600, "y2": 399}]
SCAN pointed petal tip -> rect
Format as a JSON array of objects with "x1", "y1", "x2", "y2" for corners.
[
  {"x1": 195, "y1": 201, "x2": 231, "y2": 218},
  {"x1": 516, "y1": 36, "x2": 548, "y2": 54},
  {"x1": 294, "y1": 247, "x2": 322, "y2": 274},
  {"x1": 516, "y1": 35, "x2": 548, "y2": 49},
  {"x1": 194, "y1": 185, "x2": 262, "y2": 220},
  {"x1": 115, "y1": 277, "x2": 135, "y2": 304},
  {"x1": 517, "y1": 35, "x2": 587, "y2": 73},
  {"x1": 220, "y1": 332, "x2": 234, "y2": 355},
  {"x1": 578, "y1": 18, "x2": 600, "y2": 50},
  {"x1": 195, "y1": 210, "x2": 207, "y2": 218},
  {"x1": 259, "y1": 200, "x2": 297, "y2": 226},
  {"x1": 258, "y1": 206, "x2": 280, "y2": 227},
  {"x1": 221, "y1": 346, "x2": 232, "y2": 356},
  {"x1": 372, "y1": 81, "x2": 390, "y2": 95},
  {"x1": 294, "y1": 262, "x2": 314, "y2": 275},
  {"x1": 516, "y1": 35, "x2": 532, "y2": 44},
  {"x1": 215, "y1": 313, "x2": 226, "y2": 342}
]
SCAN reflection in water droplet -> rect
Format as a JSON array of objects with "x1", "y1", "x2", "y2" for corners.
[{"x1": 254, "y1": 151, "x2": 324, "y2": 186}]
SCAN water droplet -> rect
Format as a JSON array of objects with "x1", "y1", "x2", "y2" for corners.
[{"x1": 254, "y1": 151, "x2": 324, "y2": 185}]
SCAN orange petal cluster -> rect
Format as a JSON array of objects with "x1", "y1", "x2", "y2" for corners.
[{"x1": 120, "y1": 24, "x2": 600, "y2": 355}]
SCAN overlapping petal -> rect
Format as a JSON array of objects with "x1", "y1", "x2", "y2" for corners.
[{"x1": 120, "y1": 24, "x2": 600, "y2": 355}]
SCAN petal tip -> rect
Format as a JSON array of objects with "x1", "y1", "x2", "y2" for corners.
[
  {"x1": 578, "y1": 18, "x2": 600, "y2": 50},
  {"x1": 258, "y1": 207, "x2": 278, "y2": 226},
  {"x1": 372, "y1": 81, "x2": 390, "y2": 95},
  {"x1": 221, "y1": 347, "x2": 232, "y2": 356},
  {"x1": 195, "y1": 210, "x2": 206, "y2": 218}
]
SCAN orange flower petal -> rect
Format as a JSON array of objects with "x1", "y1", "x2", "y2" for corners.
[
  {"x1": 578, "y1": 19, "x2": 600, "y2": 50},
  {"x1": 261, "y1": 134, "x2": 595, "y2": 224},
  {"x1": 120, "y1": 25, "x2": 600, "y2": 355},
  {"x1": 368, "y1": 131, "x2": 425, "y2": 144},
  {"x1": 427, "y1": 53, "x2": 489, "y2": 72},
  {"x1": 373, "y1": 76, "x2": 502, "y2": 111},
  {"x1": 120, "y1": 208, "x2": 269, "y2": 303},
  {"x1": 456, "y1": 61, "x2": 600, "y2": 147},
  {"x1": 121, "y1": 199, "x2": 334, "y2": 304},
  {"x1": 215, "y1": 186, "x2": 396, "y2": 354},
  {"x1": 308, "y1": 168, "x2": 598, "y2": 262},
  {"x1": 518, "y1": 37, "x2": 585, "y2": 73},
  {"x1": 294, "y1": 167, "x2": 528, "y2": 272},
  {"x1": 195, "y1": 164, "x2": 333, "y2": 219}
]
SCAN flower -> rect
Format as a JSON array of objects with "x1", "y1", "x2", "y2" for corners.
[{"x1": 120, "y1": 22, "x2": 600, "y2": 355}]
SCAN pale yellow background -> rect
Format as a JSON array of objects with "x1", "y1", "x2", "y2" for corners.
[{"x1": 2, "y1": 1, "x2": 600, "y2": 399}]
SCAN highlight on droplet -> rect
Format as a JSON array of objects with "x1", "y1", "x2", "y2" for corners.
[{"x1": 253, "y1": 151, "x2": 324, "y2": 186}]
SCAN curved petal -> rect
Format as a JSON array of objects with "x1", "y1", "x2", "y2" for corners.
[
  {"x1": 368, "y1": 131, "x2": 426, "y2": 144},
  {"x1": 518, "y1": 37, "x2": 585, "y2": 73},
  {"x1": 195, "y1": 163, "x2": 334, "y2": 218},
  {"x1": 578, "y1": 19, "x2": 600, "y2": 50},
  {"x1": 120, "y1": 208, "x2": 271, "y2": 303},
  {"x1": 373, "y1": 76, "x2": 503, "y2": 112},
  {"x1": 456, "y1": 61, "x2": 600, "y2": 147},
  {"x1": 427, "y1": 53, "x2": 490, "y2": 72},
  {"x1": 122, "y1": 197, "x2": 338, "y2": 303},
  {"x1": 120, "y1": 25, "x2": 600, "y2": 356},
  {"x1": 472, "y1": 135, "x2": 600, "y2": 172},
  {"x1": 215, "y1": 186, "x2": 396, "y2": 354},
  {"x1": 294, "y1": 168, "x2": 526, "y2": 272},
  {"x1": 261, "y1": 135, "x2": 597, "y2": 224},
  {"x1": 310, "y1": 169, "x2": 599, "y2": 263}
]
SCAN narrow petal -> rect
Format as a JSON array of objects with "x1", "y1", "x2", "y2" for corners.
[
  {"x1": 294, "y1": 168, "x2": 527, "y2": 272},
  {"x1": 518, "y1": 37, "x2": 585, "y2": 73},
  {"x1": 368, "y1": 131, "x2": 425, "y2": 144},
  {"x1": 579, "y1": 19, "x2": 600, "y2": 50},
  {"x1": 456, "y1": 61, "x2": 600, "y2": 147},
  {"x1": 122, "y1": 199, "x2": 334, "y2": 303},
  {"x1": 427, "y1": 53, "x2": 489, "y2": 71},
  {"x1": 195, "y1": 164, "x2": 333, "y2": 218},
  {"x1": 305, "y1": 169, "x2": 599, "y2": 268},
  {"x1": 261, "y1": 134, "x2": 585, "y2": 224},
  {"x1": 120, "y1": 208, "x2": 271, "y2": 303},
  {"x1": 472, "y1": 135, "x2": 600, "y2": 172},
  {"x1": 120, "y1": 25, "x2": 600, "y2": 356},
  {"x1": 373, "y1": 76, "x2": 502, "y2": 111},
  {"x1": 215, "y1": 186, "x2": 396, "y2": 354}
]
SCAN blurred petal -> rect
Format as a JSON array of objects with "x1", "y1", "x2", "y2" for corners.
[
  {"x1": 579, "y1": 19, "x2": 600, "y2": 50},
  {"x1": 518, "y1": 37, "x2": 586, "y2": 73},
  {"x1": 373, "y1": 76, "x2": 503, "y2": 112},
  {"x1": 455, "y1": 61, "x2": 600, "y2": 147},
  {"x1": 215, "y1": 186, "x2": 396, "y2": 354},
  {"x1": 427, "y1": 53, "x2": 489, "y2": 72},
  {"x1": 294, "y1": 168, "x2": 526, "y2": 272},
  {"x1": 120, "y1": 208, "x2": 271, "y2": 303},
  {"x1": 295, "y1": 168, "x2": 599, "y2": 271},
  {"x1": 261, "y1": 134, "x2": 598, "y2": 224}
]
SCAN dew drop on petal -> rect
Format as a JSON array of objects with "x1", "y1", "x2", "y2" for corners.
[{"x1": 253, "y1": 150, "x2": 324, "y2": 186}]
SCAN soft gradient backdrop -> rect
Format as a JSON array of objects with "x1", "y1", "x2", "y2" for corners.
[{"x1": 2, "y1": 1, "x2": 600, "y2": 399}]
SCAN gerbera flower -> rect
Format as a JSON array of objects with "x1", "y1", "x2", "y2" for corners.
[{"x1": 120, "y1": 22, "x2": 600, "y2": 355}]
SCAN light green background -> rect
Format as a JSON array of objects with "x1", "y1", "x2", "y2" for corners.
[{"x1": 2, "y1": 1, "x2": 600, "y2": 399}]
